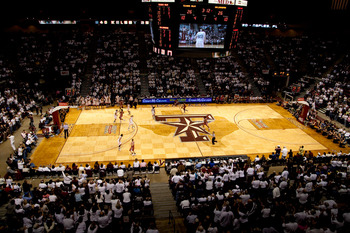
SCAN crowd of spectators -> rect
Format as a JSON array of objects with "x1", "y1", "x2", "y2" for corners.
[
  {"x1": 303, "y1": 52, "x2": 350, "y2": 129},
  {"x1": 146, "y1": 55, "x2": 199, "y2": 98},
  {"x1": 0, "y1": 81, "x2": 53, "y2": 146},
  {"x1": 2, "y1": 27, "x2": 348, "y2": 108},
  {"x1": 167, "y1": 150, "x2": 350, "y2": 233},
  {"x1": 281, "y1": 34, "x2": 344, "y2": 99},
  {"x1": 303, "y1": 36, "x2": 344, "y2": 78},
  {"x1": 14, "y1": 33, "x2": 53, "y2": 81},
  {"x1": 1, "y1": 25, "x2": 350, "y2": 233},
  {"x1": 285, "y1": 97, "x2": 350, "y2": 149},
  {"x1": 53, "y1": 30, "x2": 92, "y2": 96},
  {"x1": 9, "y1": 30, "x2": 92, "y2": 95},
  {"x1": 0, "y1": 56, "x2": 15, "y2": 82},
  {"x1": 3, "y1": 159, "x2": 160, "y2": 233},
  {"x1": 307, "y1": 116, "x2": 349, "y2": 148},
  {"x1": 88, "y1": 30, "x2": 141, "y2": 102},
  {"x1": 196, "y1": 56, "x2": 252, "y2": 100},
  {"x1": 235, "y1": 30, "x2": 348, "y2": 100},
  {"x1": 235, "y1": 30, "x2": 272, "y2": 96}
]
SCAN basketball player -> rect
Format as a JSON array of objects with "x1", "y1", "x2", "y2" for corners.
[
  {"x1": 119, "y1": 108, "x2": 124, "y2": 121},
  {"x1": 173, "y1": 99, "x2": 179, "y2": 107},
  {"x1": 182, "y1": 103, "x2": 187, "y2": 113},
  {"x1": 127, "y1": 103, "x2": 131, "y2": 115},
  {"x1": 151, "y1": 106, "x2": 155, "y2": 120},
  {"x1": 129, "y1": 139, "x2": 135, "y2": 155},
  {"x1": 203, "y1": 115, "x2": 210, "y2": 131},
  {"x1": 118, "y1": 134, "x2": 123, "y2": 151},
  {"x1": 195, "y1": 28, "x2": 206, "y2": 48},
  {"x1": 128, "y1": 115, "x2": 135, "y2": 131},
  {"x1": 114, "y1": 109, "x2": 118, "y2": 123}
]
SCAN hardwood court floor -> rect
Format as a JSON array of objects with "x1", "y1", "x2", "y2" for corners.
[{"x1": 30, "y1": 103, "x2": 350, "y2": 167}]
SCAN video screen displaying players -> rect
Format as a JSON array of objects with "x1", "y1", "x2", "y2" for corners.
[{"x1": 178, "y1": 23, "x2": 227, "y2": 49}]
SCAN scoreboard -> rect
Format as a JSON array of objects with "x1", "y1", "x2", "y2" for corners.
[{"x1": 143, "y1": 0, "x2": 247, "y2": 57}]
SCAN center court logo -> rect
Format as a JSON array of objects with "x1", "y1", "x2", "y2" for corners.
[{"x1": 155, "y1": 114, "x2": 214, "y2": 142}]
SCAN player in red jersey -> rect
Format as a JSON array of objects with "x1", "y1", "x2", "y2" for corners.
[
  {"x1": 182, "y1": 103, "x2": 187, "y2": 113},
  {"x1": 129, "y1": 139, "x2": 135, "y2": 156},
  {"x1": 203, "y1": 115, "x2": 210, "y2": 131},
  {"x1": 173, "y1": 99, "x2": 179, "y2": 107},
  {"x1": 119, "y1": 108, "x2": 124, "y2": 121}
]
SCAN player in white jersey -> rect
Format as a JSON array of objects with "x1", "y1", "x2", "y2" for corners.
[
  {"x1": 114, "y1": 109, "x2": 118, "y2": 123},
  {"x1": 151, "y1": 106, "x2": 155, "y2": 120},
  {"x1": 127, "y1": 103, "x2": 131, "y2": 115},
  {"x1": 195, "y1": 28, "x2": 206, "y2": 48},
  {"x1": 118, "y1": 134, "x2": 123, "y2": 151},
  {"x1": 128, "y1": 115, "x2": 135, "y2": 131}
]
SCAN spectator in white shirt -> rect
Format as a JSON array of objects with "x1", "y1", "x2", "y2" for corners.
[
  {"x1": 62, "y1": 171, "x2": 72, "y2": 186},
  {"x1": 87, "y1": 222, "x2": 98, "y2": 233},
  {"x1": 62, "y1": 213, "x2": 75, "y2": 232},
  {"x1": 97, "y1": 211, "x2": 110, "y2": 230},
  {"x1": 38, "y1": 180, "x2": 47, "y2": 190}
]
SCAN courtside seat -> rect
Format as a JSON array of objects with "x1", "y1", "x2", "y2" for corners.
[
  {"x1": 50, "y1": 170, "x2": 59, "y2": 177},
  {"x1": 99, "y1": 169, "x2": 106, "y2": 178},
  {"x1": 72, "y1": 168, "x2": 79, "y2": 176},
  {"x1": 86, "y1": 169, "x2": 93, "y2": 177},
  {"x1": 134, "y1": 167, "x2": 140, "y2": 174},
  {"x1": 147, "y1": 166, "x2": 153, "y2": 174},
  {"x1": 154, "y1": 166, "x2": 160, "y2": 174},
  {"x1": 93, "y1": 168, "x2": 99, "y2": 176},
  {"x1": 113, "y1": 167, "x2": 119, "y2": 174},
  {"x1": 143, "y1": 203, "x2": 154, "y2": 216}
]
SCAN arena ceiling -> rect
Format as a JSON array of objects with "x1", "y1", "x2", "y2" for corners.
[{"x1": 1, "y1": 0, "x2": 349, "y2": 28}]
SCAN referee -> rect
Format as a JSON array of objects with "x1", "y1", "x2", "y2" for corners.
[
  {"x1": 63, "y1": 123, "x2": 69, "y2": 139},
  {"x1": 212, "y1": 131, "x2": 217, "y2": 145}
]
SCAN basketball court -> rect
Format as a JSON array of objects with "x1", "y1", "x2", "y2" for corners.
[{"x1": 30, "y1": 103, "x2": 347, "y2": 167}]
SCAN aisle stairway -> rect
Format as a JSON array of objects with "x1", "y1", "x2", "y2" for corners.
[
  {"x1": 137, "y1": 30, "x2": 150, "y2": 97},
  {"x1": 80, "y1": 74, "x2": 92, "y2": 97},
  {"x1": 195, "y1": 74, "x2": 208, "y2": 96},
  {"x1": 0, "y1": 203, "x2": 6, "y2": 221},
  {"x1": 0, "y1": 201, "x2": 8, "y2": 231},
  {"x1": 150, "y1": 183, "x2": 180, "y2": 219},
  {"x1": 150, "y1": 182, "x2": 185, "y2": 233},
  {"x1": 140, "y1": 74, "x2": 150, "y2": 97},
  {"x1": 231, "y1": 50, "x2": 262, "y2": 97},
  {"x1": 189, "y1": 58, "x2": 207, "y2": 97},
  {"x1": 79, "y1": 36, "x2": 97, "y2": 97}
]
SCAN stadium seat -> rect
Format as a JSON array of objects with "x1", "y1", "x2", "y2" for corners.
[
  {"x1": 134, "y1": 167, "x2": 140, "y2": 174},
  {"x1": 86, "y1": 169, "x2": 92, "y2": 177},
  {"x1": 154, "y1": 166, "x2": 160, "y2": 174}
]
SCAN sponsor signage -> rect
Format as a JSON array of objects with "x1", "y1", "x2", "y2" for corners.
[{"x1": 141, "y1": 97, "x2": 212, "y2": 104}]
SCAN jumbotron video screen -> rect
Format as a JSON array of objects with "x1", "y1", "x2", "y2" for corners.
[
  {"x1": 178, "y1": 23, "x2": 227, "y2": 49},
  {"x1": 143, "y1": 0, "x2": 247, "y2": 55}
]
